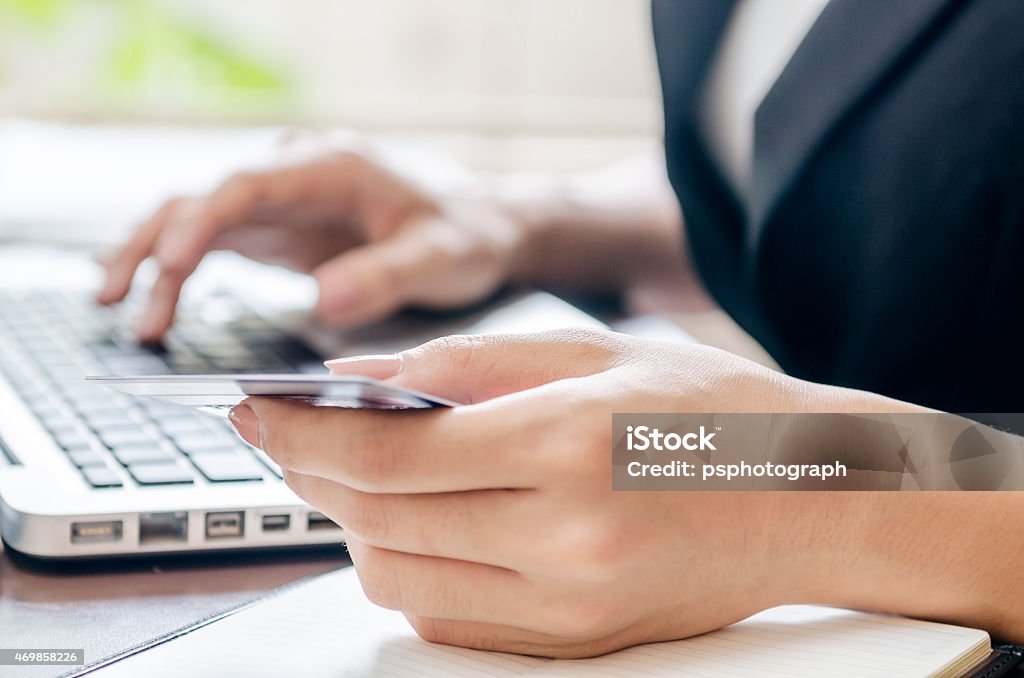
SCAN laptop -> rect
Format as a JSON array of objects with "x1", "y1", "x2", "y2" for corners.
[{"x1": 0, "y1": 245, "x2": 604, "y2": 559}]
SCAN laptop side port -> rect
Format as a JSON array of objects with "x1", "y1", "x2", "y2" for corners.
[
  {"x1": 307, "y1": 511, "x2": 339, "y2": 531},
  {"x1": 260, "y1": 514, "x2": 291, "y2": 532},
  {"x1": 139, "y1": 512, "x2": 188, "y2": 545},
  {"x1": 71, "y1": 520, "x2": 124, "y2": 544},
  {"x1": 206, "y1": 511, "x2": 245, "y2": 539}
]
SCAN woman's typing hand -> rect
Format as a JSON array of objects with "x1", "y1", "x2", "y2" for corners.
[{"x1": 97, "y1": 138, "x2": 522, "y2": 342}]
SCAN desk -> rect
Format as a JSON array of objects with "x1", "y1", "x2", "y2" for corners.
[
  {"x1": 0, "y1": 545, "x2": 349, "y2": 677},
  {"x1": 5, "y1": 546, "x2": 1023, "y2": 678}
]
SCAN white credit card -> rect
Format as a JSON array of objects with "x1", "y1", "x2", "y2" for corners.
[{"x1": 86, "y1": 374, "x2": 460, "y2": 417}]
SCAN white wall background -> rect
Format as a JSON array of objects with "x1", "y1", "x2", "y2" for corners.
[
  {"x1": 0, "y1": 2, "x2": 668, "y2": 241},
  {"x1": 1, "y1": 0, "x2": 662, "y2": 138}
]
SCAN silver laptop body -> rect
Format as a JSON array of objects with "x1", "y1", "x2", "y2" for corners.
[{"x1": 0, "y1": 245, "x2": 603, "y2": 558}]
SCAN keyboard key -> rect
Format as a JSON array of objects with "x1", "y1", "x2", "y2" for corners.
[
  {"x1": 210, "y1": 356, "x2": 266, "y2": 371},
  {"x1": 68, "y1": 448, "x2": 107, "y2": 468},
  {"x1": 163, "y1": 357, "x2": 210, "y2": 374},
  {"x1": 190, "y1": 336, "x2": 247, "y2": 359},
  {"x1": 98, "y1": 428, "x2": 157, "y2": 448},
  {"x1": 172, "y1": 431, "x2": 235, "y2": 454},
  {"x1": 85, "y1": 410, "x2": 140, "y2": 430},
  {"x1": 81, "y1": 465, "x2": 124, "y2": 488},
  {"x1": 100, "y1": 355, "x2": 171, "y2": 375},
  {"x1": 74, "y1": 392, "x2": 120, "y2": 409},
  {"x1": 58, "y1": 383, "x2": 103, "y2": 400},
  {"x1": 46, "y1": 366, "x2": 90, "y2": 381},
  {"x1": 190, "y1": 451, "x2": 265, "y2": 482},
  {"x1": 140, "y1": 399, "x2": 192, "y2": 418},
  {"x1": 249, "y1": 445, "x2": 283, "y2": 478},
  {"x1": 157, "y1": 416, "x2": 214, "y2": 436},
  {"x1": 127, "y1": 462, "x2": 195, "y2": 485},
  {"x1": 111, "y1": 444, "x2": 175, "y2": 466},
  {"x1": 86, "y1": 340, "x2": 136, "y2": 360},
  {"x1": 45, "y1": 420, "x2": 80, "y2": 438},
  {"x1": 72, "y1": 399, "x2": 127, "y2": 415},
  {"x1": 54, "y1": 430, "x2": 91, "y2": 451},
  {"x1": 31, "y1": 403, "x2": 69, "y2": 425},
  {"x1": 21, "y1": 389, "x2": 55, "y2": 409}
]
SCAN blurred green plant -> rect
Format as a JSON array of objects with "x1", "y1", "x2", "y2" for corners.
[
  {"x1": 0, "y1": 0, "x2": 294, "y2": 116},
  {"x1": 0, "y1": 0, "x2": 73, "y2": 26}
]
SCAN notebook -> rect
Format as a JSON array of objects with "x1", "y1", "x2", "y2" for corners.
[{"x1": 82, "y1": 567, "x2": 995, "y2": 678}]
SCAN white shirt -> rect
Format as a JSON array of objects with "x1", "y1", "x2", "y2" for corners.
[{"x1": 700, "y1": 0, "x2": 831, "y2": 198}]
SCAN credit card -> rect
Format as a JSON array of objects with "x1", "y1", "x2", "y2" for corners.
[{"x1": 86, "y1": 374, "x2": 460, "y2": 417}]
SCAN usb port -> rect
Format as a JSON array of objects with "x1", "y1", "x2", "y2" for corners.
[
  {"x1": 139, "y1": 512, "x2": 188, "y2": 545},
  {"x1": 71, "y1": 520, "x2": 123, "y2": 544},
  {"x1": 307, "y1": 511, "x2": 339, "y2": 531},
  {"x1": 205, "y1": 511, "x2": 244, "y2": 539},
  {"x1": 261, "y1": 514, "x2": 291, "y2": 532}
]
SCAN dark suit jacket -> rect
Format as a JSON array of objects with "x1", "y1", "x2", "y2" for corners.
[{"x1": 652, "y1": 0, "x2": 1024, "y2": 412}]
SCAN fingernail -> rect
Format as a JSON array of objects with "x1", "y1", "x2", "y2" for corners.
[
  {"x1": 155, "y1": 236, "x2": 188, "y2": 270},
  {"x1": 96, "y1": 273, "x2": 121, "y2": 305},
  {"x1": 136, "y1": 312, "x2": 162, "y2": 342},
  {"x1": 229, "y1": 404, "x2": 261, "y2": 448},
  {"x1": 95, "y1": 284, "x2": 115, "y2": 305},
  {"x1": 324, "y1": 354, "x2": 404, "y2": 379}
]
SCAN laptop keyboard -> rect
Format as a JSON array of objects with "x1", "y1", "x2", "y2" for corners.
[{"x1": 0, "y1": 288, "x2": 324, "y2": 489}]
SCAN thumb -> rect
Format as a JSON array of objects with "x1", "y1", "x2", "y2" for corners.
[{"x1": 325, "y1": 328, "x2": 627, "y2": 405}]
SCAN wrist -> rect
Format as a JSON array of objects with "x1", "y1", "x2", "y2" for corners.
[
  {"x1": 482, "y1": 165, "x2": 688, "y2": 292},
  {"x1": 811, "y1": 492, "x2": 1023, "y2": 639},
  {"x1": 752, "y1": 492, "x2": 855, "y2": 607},
  {"x1": 485, "y1": 172, "x2": 571, "y2": 287},
  {"x1": 730, "y1": 380, "x2": 937, "y2": 608}
]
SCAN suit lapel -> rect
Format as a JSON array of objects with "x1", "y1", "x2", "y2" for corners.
[
  {"x1": 751, "y1": 0, "x2": 965, "y2": 233},
  {"x1": 652, "y1": 0, "x2": 737, "y2": 120},
  {"x1": 653, "y1": 1, "x2": 754, "y2": 308}
]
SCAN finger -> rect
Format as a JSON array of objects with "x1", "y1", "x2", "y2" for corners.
[
  {"x1": 135, "y1": 167, "x2": 312, "y2": 339},
  {"x1": 134, "y1": 198, "x2": 220, "y2": 339},
  {"x1": 136, "y1": 168, "x2": 325, "y2": 340},
  {"x1": 153, "y1": 159, "x2": 362, "y2": 278},
  {"x1": 311, "y1": 219, "x2": 439, "y2": 328},
  {"x1": 96, "y1": 198, "x2": 181, "y2": 305},
  {"x1": 233, "y1": 396, "x2": 545, "y2": 493},
  {"x1": 137, "y1": 184, "x2": 256, "y2": 339},
  {"x1": 151, "y1": 171, "x2": 270, "y2": 277},
  {"x1": 348, "y1": 539, "x2": 637, "y2": 647},
  {"x1": 346, "y1": 538, "x2": 550, "y2": 630},
  {"x1": 328, "y1": 328, "x2": 628, "y2": 404},
  {"x1": 284, "y1": 471, "x2": 533, "y2": 567},
  {"x1": 136, "y1": 267, "x2": 188, "y2": 342},
  {"x1": 403, "y1": 615, "x2": 627, "y2": 659}
]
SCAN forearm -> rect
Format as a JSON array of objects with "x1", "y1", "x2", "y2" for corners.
[
  {"x1": 766, "y1": 385, "x2": 1024, "y2": 641},
  {"x1": 812, "y1": 491, "x2": 1024, "y2": 643},
  {"x1": 489, "y1": 152, "x2": 697, "y2": 294}
]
